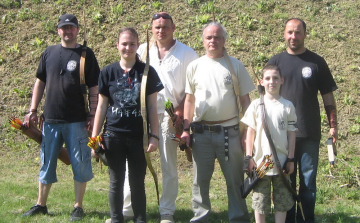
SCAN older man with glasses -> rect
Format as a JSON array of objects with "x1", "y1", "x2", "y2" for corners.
[{"x1": 121, "y1": 12, "x2": 198, "y2": 223}]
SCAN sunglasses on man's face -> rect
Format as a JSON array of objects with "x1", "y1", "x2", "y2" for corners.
[{"x1": 152, "y1": 13, "x2": 173, "y2": 22}]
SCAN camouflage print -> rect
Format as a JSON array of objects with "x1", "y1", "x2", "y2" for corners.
[{"x1": 252, "y1": 175, "x2": 295, "y2": 214}]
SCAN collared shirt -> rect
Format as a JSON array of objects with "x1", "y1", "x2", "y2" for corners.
[{"x1": 138, "y1": 39, "x2": 198, "y2": 114}]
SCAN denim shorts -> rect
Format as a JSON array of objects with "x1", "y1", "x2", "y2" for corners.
[
  {"x1": 252, "y1": 175, "x2": 294, "y2": 214},
  {"x1": 39, "y1": 122, "x2": 93, "y2": 184}
]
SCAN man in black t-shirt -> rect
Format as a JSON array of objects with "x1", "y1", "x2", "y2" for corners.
[
  {"x1": 22, "y1": 14, "x2": 100, "y2": 221},
  {"x1": 268, "y1": 18, "x2": 338, "y2": 223}
]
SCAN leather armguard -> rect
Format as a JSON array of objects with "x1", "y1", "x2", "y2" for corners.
[{"x1": 325, "y1": 105, "x2": 337, "y2": 128}]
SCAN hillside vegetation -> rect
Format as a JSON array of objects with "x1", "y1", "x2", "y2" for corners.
[{"x1": 0, "y1": 0, "x2": 359, "y2": 222}]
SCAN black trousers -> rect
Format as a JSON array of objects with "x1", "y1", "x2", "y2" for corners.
[{"x1": 103, "y1": 131, "x2": 147, "y2": 223}]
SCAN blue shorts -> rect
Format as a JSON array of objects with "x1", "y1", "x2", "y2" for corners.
[{"x1": 39, "y1": 122, "x2": 93, "y2": 184}]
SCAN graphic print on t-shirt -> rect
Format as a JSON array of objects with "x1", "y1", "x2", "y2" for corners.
[
  {"x1": 224, "y1": 74, "x2": 232, "y2": 85},
  {"x1": 302, "y1": 66, "x2": 312, "y2": 79},
  {"x1": 278, "y1": 119, "x2": 285, "y2": 130},
  {"x1": 67, "y1": 60, "x2": 77, "y2": 72},
  {"x1": 114, "y1": 74, "x2": 140, "y2": 109}
]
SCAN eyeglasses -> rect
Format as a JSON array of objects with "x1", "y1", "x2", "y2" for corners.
[{"x1": 152, "y1": 13, "x2": 173, "y2": 22}]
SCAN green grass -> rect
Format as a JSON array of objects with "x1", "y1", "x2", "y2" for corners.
[{"x1": 1, "y1": 130, "x2": 359, "y2": 222}]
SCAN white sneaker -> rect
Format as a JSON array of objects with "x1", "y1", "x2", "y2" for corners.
[{"x1": 160, "y1": 214, "x2": 174, "y2": 223}]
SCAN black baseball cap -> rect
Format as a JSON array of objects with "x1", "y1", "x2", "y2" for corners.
[{"x1": 58, "y1": 14, "x2": 79, "y2": 28}]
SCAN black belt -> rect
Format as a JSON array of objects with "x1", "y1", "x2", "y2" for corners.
[
  {"x1": 191, "y1": 123, "x2": 238, "y2": 133},
  {"x1": 190, "y1": 123, "x2": 239, "y2": 161}
]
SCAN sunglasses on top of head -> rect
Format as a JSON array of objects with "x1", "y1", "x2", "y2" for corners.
[{"x1": 152, "y1": 13, "x2": 173, "y2": 22}]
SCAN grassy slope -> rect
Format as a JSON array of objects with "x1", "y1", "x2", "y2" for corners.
[{"x1": 0, "y1": 0, "x2": 359, "y2": 222}]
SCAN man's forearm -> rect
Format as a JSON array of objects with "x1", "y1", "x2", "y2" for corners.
[
  {"x1": 174, "y1": 97, "x2": 185, "y2": 113},
  {"x1": 239, "y1": 94, "x2": 251, "y2": 114},
  {"x1": 245, "y1": 127, "x2": 255, "y2": 156},
  {"x1": 183, "y1": 94, "x2": 195, "y2": 129},
  {"x1": 88, "y1": 86, "x2": 98, "y2": 116},
  {"x1": 29, "y1": 79, "x2": 45, "y2": 111},
  {"x1": 322, "y1": 92, "x2": 337, "y2": 128}
]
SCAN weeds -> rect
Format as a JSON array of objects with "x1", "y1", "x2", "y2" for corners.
[
  {"x1": 326, "y1": 4, "x2": 340, "y2": 13},
  {"x1": 108, "y1": 2, "x2": 124, "y2": 23},
  {"x1": 152, "y1": 1, "x2": 162, "y2": 10},
  {"x1": 260, "y1": 36, "x2": 270, "y2": 46},
  {"x1": 343, "y1": 94, "x2": 355, "y2": 105},
  {"x1": 257, "y1": 1, "x2": 269, "y2": 13},
  {"x1": 238, "y1": 13, "x2": 257, "y2": 31},
  {"x1": 7, "y1": 43, "x2": 20, "y2": 54},
  {"x1": 345, "y1": 7, "x2": 358, "y2": 19},
  {"x1": 17, "y1": 8, "x2": 33, "y2": 21},
  {"x1": 253, "y1": 52, "x2": 269, "y2": 66},
  {"x1": 309, "y1": 28, "x2": 318, "y2": 38},
  {"x1": 0, "y1": 54, "x2": 5, "y2": 65},
  {"x1": 329, "y1": 32, "x2": 346, "y2": 41},
  {"x1": 355, "y1": 116, "x2": 360, "y2": 124},
  {"x1": 92, "y1": 10, "x2": 104, "y2": 24},
  {"x1": 231, "y1": 38, "x2": 246, "y2": 51},
  {"x1": 304, "y1": 5, "x2": 320, "y2": 17},
  {"x1": 111, "y1": 3, "x2": 123, "y2": 16},
  {"x1": 272, "y1": 12, "x2": 288, "y2": 20},
  {"x1": 200, "y1": 1, "x2": 217, "y2": 14},
  {"x1": 187, "y1": 0, "x2": 201, "y2": 6},
  {"x1": 276, "y1": 43, "x2": 287, "y2": 53},
  {"x1": 195, "y1": 15, "x2": 210, "y2": 24},
  {"x1": 13, "y1": 87, "x2": 31, "y2": 98},
  {"x1": 320, "y1": 111, "x2": 327, "y2": 125},
  {"x1": 42, "y1": 19, "x2": 57, "y2": 34},
  {"x1": 55, "y1": 0, "x2": 72, "y2": 5},
  {"x1": 349, "y1": 125, "x2": 360, "y2": 134},
  {"x1": 33, "y1": 0, "x2": 45, "y2": 3},
  {"x1": 0, "y1": 0, "x2": 22, "y2": 8},
  {"x1": 140, "y1": 5, "x2": 147, "y2": 12},
  {"x1": 92, "y1": 0, "x2": 101, "y2": 6},
  {"x1": 31, "y1": 37, "x2": 45, "y2": 48},
  {"x1": 335, "y1": 75, "x2": 345, "y2": 83},
  {"x1": 2, "y1": 12, "x2": 16, "y2": 24}
]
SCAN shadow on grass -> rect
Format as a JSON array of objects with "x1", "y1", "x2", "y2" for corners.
[
  {"x1": 86, "y1": 210, "x2": 110, "y2": 221},
  {"x1": 148, "y1": 209, "x2": 236, "y2": 223}
]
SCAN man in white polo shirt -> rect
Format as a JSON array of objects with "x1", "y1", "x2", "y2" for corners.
[{"x1": 122, "y1": 12, "x2": 198, "y2": 223}]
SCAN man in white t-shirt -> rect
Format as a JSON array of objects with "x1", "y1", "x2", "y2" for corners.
[
  {"x1": 121, "y1": 12, "x2": 198, "y2": 223},
  {"x1": 181, "y1": 22, "x2": 254, "y2": 223}
]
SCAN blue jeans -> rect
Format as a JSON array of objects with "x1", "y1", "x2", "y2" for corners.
[
  {"x1": 39, "y1": 122, "x2": 93, "y2": 184},
  {"x1": 286, "y1": 138, "x2": 320, "y2": 223},
  {"x1": 103, "y1": 131, "x2": 147, "y2": 223}
]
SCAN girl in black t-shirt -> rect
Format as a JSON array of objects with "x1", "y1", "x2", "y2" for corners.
[{"x1": 92, "y1": 28, "x2": 163, "y2": 222}]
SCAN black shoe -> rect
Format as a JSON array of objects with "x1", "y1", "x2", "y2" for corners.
[
  {"x1": 70, "y1": 206, "x2": 84, "y2": 221},
  {"x1": 23, "y1": 205, "x2": 48, "y2": 216}
]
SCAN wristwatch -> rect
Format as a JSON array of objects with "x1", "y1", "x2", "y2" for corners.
[{"x1": 287, "y1": 157, "x2": 296, "y2": 162}]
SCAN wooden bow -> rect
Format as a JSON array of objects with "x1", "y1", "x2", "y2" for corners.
[
  {"x1": 140, "y1": 28, "x2": 159, "y2": 205},
  {"x1": 79, "y1": 10, "x2": 89, "y2": 113}
]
